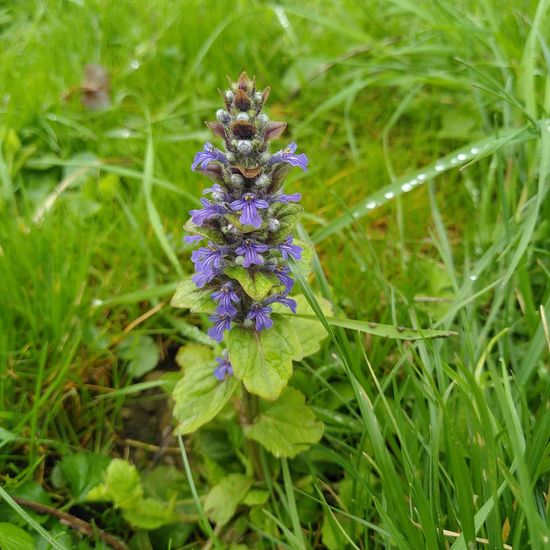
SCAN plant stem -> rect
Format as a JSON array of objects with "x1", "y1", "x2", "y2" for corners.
[{"x1": 242, "y1": 391, "x2": 264, "y2": 480}]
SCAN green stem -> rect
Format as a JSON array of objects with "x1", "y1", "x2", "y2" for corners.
[{"x1": 242, "y1": 391, "x2": 264, "y2": 480}]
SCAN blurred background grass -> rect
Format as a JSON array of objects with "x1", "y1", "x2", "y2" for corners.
[{"x1": 0, "y1": 0, "x2": 549, "y2": 548}]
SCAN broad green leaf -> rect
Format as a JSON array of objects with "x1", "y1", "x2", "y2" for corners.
[
  {"x1": 171, "y1": 278, "x2": 216, "y2": 313},
  {"x1": 292, "y1": 240, "x2": 313, "y2": 279},
  {"x1": 227, "y1": 315, "x2": 300, "y2": 400},
  {"x1": 86, "y1": 458, "x2": 143, "y2": 507},
  {"x1": 204, "y1": 474, "x2": 252, "y2": 526},
  {"x1": 269, "y1": 203, "x2": 304, "y2": 243},
  {"x1": 142, "y1": 465, "x2": 190, "y2": 502},
  {"x1": 123, "y1": 497, "x2": 179, "y2": 529},
  {"x1": 224, "y1": 266, "x2": 279, "y2": 301},
  {"x1": 245, "y1": 387, "x2": 324, "y2": 458},
  {"x1": 175, "y1": 343, "x2": 214, "y2": 370},
  {"x1": 51, "y1": 453, "x2": 110, "y2": 502},
  {"x1": 0, "y1": 523, "x2": 34, "y2": 550},
  {"x1": 242, "y1": 489, "x2": 270, "y2": 506},
  {"x1": 283, "y1": 295, "x2": 332, "y2": 359},
  {"x1": 118, "y1": 334, "x2": 159, "y2": 378},
  {"x1": 183, "y1": 218, "x2": 219, "y2": 241},
  {"x1": 172, "y1": 353, "x2": 239, "y2": 434},
  {"x1": 86, "y1": 460, "x2": 179, "y2": 530}
]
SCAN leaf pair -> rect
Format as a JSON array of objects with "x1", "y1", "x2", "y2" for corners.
[{"x1": 86, "y1": 459, "x2": 180, "y2": 529}]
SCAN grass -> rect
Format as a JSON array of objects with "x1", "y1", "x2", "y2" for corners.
[{"x1": 0, "y1": 0, "x2": 549, "y2": 548}]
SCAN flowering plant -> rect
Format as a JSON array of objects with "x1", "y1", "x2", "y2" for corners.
[{"x1": 170, "y1": 73, "x2": 329, "y2": 461}]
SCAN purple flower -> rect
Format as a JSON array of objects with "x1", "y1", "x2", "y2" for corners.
[
  {"x1": 269, "y1": 142, "x2": 308, "y2": 171},
  {"x1": 208, "y1": 313, "x2": 233, "y2": 342},
  {"x1": 247, "y1": 303, "x2": 273, "y2": 331},
  {"x1": 273, "y1": 264, "x2": 294, "y2": 293},
  {"x1": 203, "y1": 184, "x2": 228, "y2": 201},
  {"x1": 277, "y1": 235, "x2": 302, "y2": 260},
  {"x1": 191, "y1": 142, "x2": 228, "y2": 171},
  {"x1": 272, "y1": 192, "x2": 302, "y2": 204},
  {"x1": 191, "y1": 243, "x2": 225, "y2": 287},
  {"x1": 265, "y1": 294, "x2": 297, "y2": 313},
  {"x1": 214, "y1": 356, "x2": 233, "y2": 381},
  {"x1": 229, "y1": 193, "x2": 269, "y2": 228},
  {"x1": 235, "y1": 239, "x2": 268, "y2": 267},
  {"x1": 211, "y1": 282, "x2": 240, "y2": 316},
  {"x1": 192, "y1": 269, "x2": 217, "y2": 288},
  {"x1": 189, "y1": 198, "x2": 226, "y2": 226},
  {"x1": 184, "y1": 235, "x2": 204, "y2": 244}
]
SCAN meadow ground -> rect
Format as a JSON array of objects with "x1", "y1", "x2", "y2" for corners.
[{"x1": 0, "y1": 1, "x2": 549, "y2": 548}]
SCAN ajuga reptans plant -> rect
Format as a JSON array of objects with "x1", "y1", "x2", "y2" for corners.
[{"x1": 171, "y1": 73, "x2": 327, "y2": 456}]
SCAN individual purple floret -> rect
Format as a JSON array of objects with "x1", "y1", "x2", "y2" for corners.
[
  {"x1": 191, "y1": 244, "x2": 225, "y2": 287},
  {"x1": 277, "y1": 235, "x2": 302, "y2": 260},
  {"x1": 191, "y1": 142, "x2": 228, "y2": 171},
  {"x1": 190, "y1": 198, "x2": 226, "y2": 226},
  {"x1": 235, "y1": 239, "x2": 269, "y2": 267},
  {"x1": 191, "y1": 243, "x2": 225, "y2": 273},
  {"x1": 229, "y1": 193, "x2": 269, "y2": 228},
  {"x1": 269, "y1": 142, "x2": 308, "y2": 171},
  {"x1": 272, "y1": 192, "x2": 302, "y2": 204},
  {"x1": 211, "y1": 282, "x2": 240, "y2": 316},
  {"x1": 265, "y1": 293, "x2": 297, "y2": 313},
  {"x1": 203, "y1": 184, "x2": 228, "y2": 201},
  {"x1": 192, "y1": 267, "x2": 217, "y2": 288},
  {"x1": 273, "y1": 264, "x2": 294, "y2": 294},
  {"x1": 208, "y1": 313, "x2": 233, "y2": 342},
  {"x1": 184, "y1": 235, "x2": 204, "y2": 244},
  {"x1": 214, "y1": 356, "x2": 233, "y2": 381},
  {"x1": 247, "y1": 303, "x2": 273, "y2": 331}
]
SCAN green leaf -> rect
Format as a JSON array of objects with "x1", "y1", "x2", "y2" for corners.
[
  {"x1": 118, "y1": 334, "x2": 160, "y2": 378},
  {"x1": 283, "y1": 294, "x2": 332, "y2": 359},
  {"x1": 175, "y1": 342, "x2": 214, "y2": 370},
  {"x1": 183, "y1": 218, "x2": 220, "y2": 241},
  {"x1": 292, "y1": 240, "x2": 313, "y2": 279},
  {"x1": 227, "y1": 315, "x2": 300, "y2": 400},
  {"x1": 204, "y1": 474, "x2": 252, "y2": 526},
  {"x1": 170, "y1": 278, "x2": 216, "y2": 313},
  {"x1": 51, "y1": 453, "x2": 110, "y2": 502},
  {"x1": 86, "y1": 459, "x2": 143, "y2": 507},
  {"x1": 0, "y1": 523, "x2": 34, "y2": 550},
  {"x1": 123, "y1": 497, "x2": 179, "y2": 529},
  {"x1": 224, "y1": 266, "x2": 279, "y2": 301},
  {"x1": 172, "y1": 347, "x2": 239, "y2": 434},
  {"x1": 242, "y1": 489, "x2": 270, "y2": 506},
  {"x1": 291, "y1": 314, "x2": 458, "y2": 340},
  {"x1": 269, "y1": 203, "x2": 304, "y2": 243},
  {"x1": 245, "y1": 387, "x2": 324, "y2": 458}
]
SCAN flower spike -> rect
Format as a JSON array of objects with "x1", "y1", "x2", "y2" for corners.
[{"x1": 184, "y1": 74, "x2": 309, "y2": 370}]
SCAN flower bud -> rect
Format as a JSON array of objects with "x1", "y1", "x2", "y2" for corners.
[
  {"x1": 267, "y1": 218, "x2": 280, "y2": 231},
  {"x1": 216, "y1": 109, "x2": 231, "y2": 123},
  {"x1": 255, "y1": 174, "x2": 271, "y2": 188},
  {"x1": 230, "y1": 174, "x2": 244, "y2": 186},
  {"x1": 237, "y1": 140, "x2": 253, "y2": 155},
  {"x1": 256, "y1": 114, "x2": 269, "y2": 124}
]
